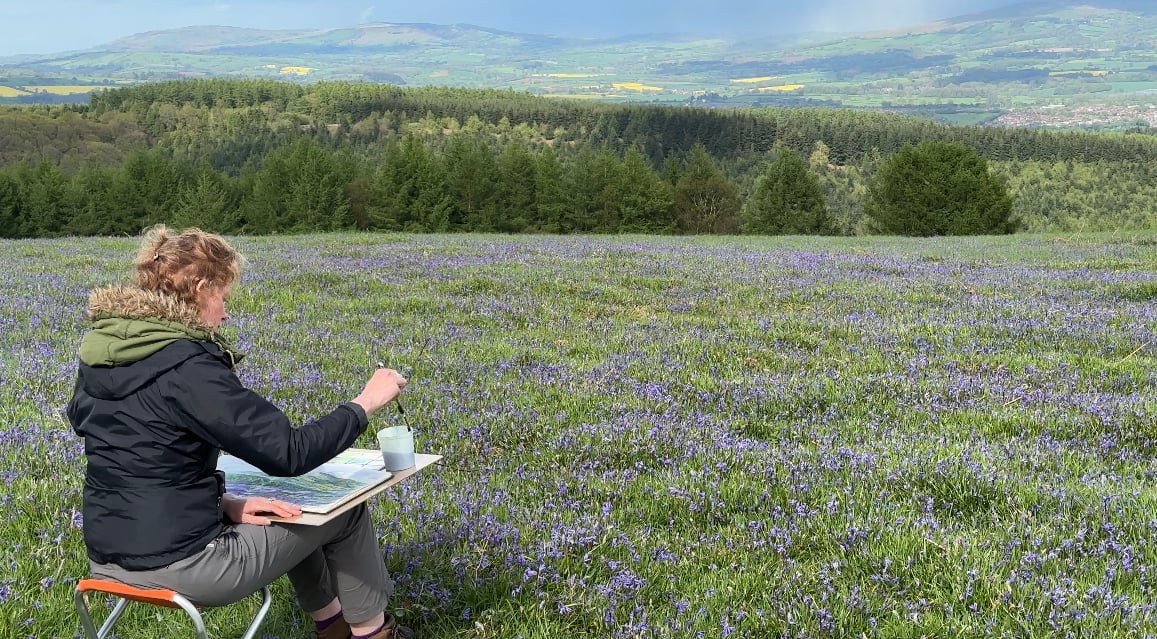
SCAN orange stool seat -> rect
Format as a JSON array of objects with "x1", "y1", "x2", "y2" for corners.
[{"x1": 75, "y1": 578, "x2": 272, "y2": 639}]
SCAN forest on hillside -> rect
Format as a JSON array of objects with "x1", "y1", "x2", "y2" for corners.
[{"x1": 1, "y1": 78, "x2": 1155, "y2": 238}]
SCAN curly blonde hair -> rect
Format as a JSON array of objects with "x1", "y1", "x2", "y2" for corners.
[{"x1": 134, "y1": 224, "x2": 244, "y2": 305}]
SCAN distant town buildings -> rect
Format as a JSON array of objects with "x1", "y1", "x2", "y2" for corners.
[{"x1": 990, "y1": 103, "x2": 1157, "y2": 129}]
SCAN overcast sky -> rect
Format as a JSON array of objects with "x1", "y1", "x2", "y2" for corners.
[{"x1": 1, "y1": 0, "x2": 1034, "y2": 57}]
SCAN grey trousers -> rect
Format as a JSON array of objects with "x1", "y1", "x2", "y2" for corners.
[{"x1": 90, "y1": 503, "x2": 393, "y2": 624}]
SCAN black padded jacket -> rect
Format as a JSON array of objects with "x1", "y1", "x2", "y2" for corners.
[{"x1": 68, "y1": 338, "x2": 367, "y2": 570}]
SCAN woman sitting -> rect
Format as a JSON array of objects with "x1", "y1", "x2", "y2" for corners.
[{"x1": 68, "y1": 225, "x2": 413, "y2": 639}]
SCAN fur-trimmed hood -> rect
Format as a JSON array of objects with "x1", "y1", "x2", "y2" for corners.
[
  {"x1": 87, "y1": 286, "x2": 212, "y2": 331},
  {"x1": 79, "y1": 286, "x2": 242, "y2": 369}
]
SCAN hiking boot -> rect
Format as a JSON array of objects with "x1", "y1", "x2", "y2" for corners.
[
  {"x1": 315, "y1": 617, "x2": 351, "y2": 639},
  {"x1": 361, "y1": 613, "x2": 415, "y2": 639}
]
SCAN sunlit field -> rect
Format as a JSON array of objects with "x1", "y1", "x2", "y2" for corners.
[
  {"x1": 4, "y1": 232, "x2": 1157, "y2": 638},
  {"x1": 19, "y1": 86, "x2": 109, "y2": 95}
]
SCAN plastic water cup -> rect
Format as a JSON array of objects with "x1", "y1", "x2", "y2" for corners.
[{"x1": 376, "y1": 426, "x2": 415, "y2": 471}]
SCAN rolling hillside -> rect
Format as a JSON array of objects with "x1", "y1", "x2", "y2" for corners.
[{"x1": 3, "y1": 1, "x2": 1157, "y2": 127}]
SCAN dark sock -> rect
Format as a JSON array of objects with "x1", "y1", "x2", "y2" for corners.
[
  {"x1": 316, "y1": 610, "x2": 344, "y2": 631},
  {"x1": 351, "y1": 624, "x2": 385, "y2": 639}
]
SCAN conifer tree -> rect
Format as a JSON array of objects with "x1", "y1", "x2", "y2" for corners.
[
  {"x1": 245, "y1": 137, "x2": 350, "y2": 233},
  {"x1": 443, "y1": 134, "x2": 497, "y2": 231},
  {"x1": 865, "y1": 141, "x2": 1015, "y2": 236},
  {"x1": 21, "y1": 160, "x2": 78, "y2": 237},
  {"x1": 368, "y1": 135, "x2": 450, "y2": 232},
  {"x1": 0, "y1": 172, "x2": 24, "y2": 238},
  {"x1": 533, "y1": 145, "x2": 568, "y2": 233},
  {"x1": 673, "y1": 144, "x2": 740, "y2": 234},
  {"x1": 742, "y1": 147, "x2": 829, "y2": 235},
  {"x1": 171, "y1": 171, "x2": 238, "y2": 233},
  {"x1": 495, "y1": 142, "x2": 538, "y2": 232},
  {"x1": 619, "y1": 146, "x2": 674, "y2": 233}
]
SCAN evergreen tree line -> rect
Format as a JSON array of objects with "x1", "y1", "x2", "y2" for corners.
[
  {"x1": 0, "y1": 136, "x2": 768, "y2": 237},
  {"x1": 0, "y1": 132, "x2": 1027, "y2": 238},
  {"x1": 0, "y1": 79, "x2": 1154, "y2": 236}
]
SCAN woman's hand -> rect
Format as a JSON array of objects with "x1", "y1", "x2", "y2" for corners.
[
  {"x1": 352, "y1": 368, "x2": 407, "y2": 417},
  {"x1": 222, "y1": 493, "x2": 302, "y2": 525}
]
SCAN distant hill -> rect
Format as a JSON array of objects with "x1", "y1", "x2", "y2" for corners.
[
  {"x1": 4, "y1": 1, "x2": 1157, "y2": 128},
  {"x1": 103, "y1": 26, "x2": 317, "y2": 52}
]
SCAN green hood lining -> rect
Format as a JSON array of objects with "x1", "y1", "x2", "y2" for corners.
[{"x1": 79, "y1": 286, "x2": 244, "y2": 367}]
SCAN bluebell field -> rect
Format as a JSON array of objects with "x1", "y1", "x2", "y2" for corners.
[{"x1": 2, "y1": 232, "x2": 1156, "y2": 638}]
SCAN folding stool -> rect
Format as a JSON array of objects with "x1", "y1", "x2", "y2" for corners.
[{"x1": 75, "y1": 579, "x2": 272, "y2": 639}]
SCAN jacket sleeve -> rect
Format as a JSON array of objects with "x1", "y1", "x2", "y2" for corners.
[{"x1": 162, "y1": 352, "x2": 369, "y2": 477}]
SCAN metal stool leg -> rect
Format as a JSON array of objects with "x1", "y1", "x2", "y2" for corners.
[
  {"x1": 239, "y1": 586, "x2": 273, "y2": 639},
  {"x1": 170, "y1": 593, "x2": 210, "y2": 639},
  {"x1": 76, "y1": 579, "x2": 271, "y2": 639},
  {"x1": 75, "y1": 590, "x2": 131, "y2": 639}
]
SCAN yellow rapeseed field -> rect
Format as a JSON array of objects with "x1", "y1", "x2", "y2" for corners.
[
  {"x1": 613, "y1": 82, "x2": 662, "y2": 92},
  {"x1": 758, "y1": 84, "x2": 805, "y2": 92},
  {"x1": 280, "y1": 66, "x2": 312, "y2": 76},
  {"x1": 23, "y1": 85, "x2": 109, "y2": 95},
  {"x1": 730, "y1": 76, "x2": 774, "y2": 83},
  {"x1": 0, "y1": 86, "x2": 30, "y2": 97}
]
